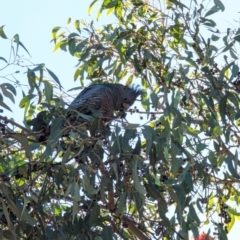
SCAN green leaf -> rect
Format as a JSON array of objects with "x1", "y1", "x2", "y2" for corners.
[
  {"x1": 133, "y1": 192, "x2": 144, "y2": 218},
  {"x1": 61, "y1": 146, "x2": 71, "y2": 166},
  {"x1": 227, "y1": 206, "x2": 240, "y2": 217},
  {"x1": 0, "y1": 25, "x2": 7, "y2": 39},
  {"x1": 78, "y1": 112, "x2": 94, "y2": 122},
  {"x1": 88, "y1": 0, "x2": 98, "y2": 15},
  {"x1": 141, "y1": 89, "x2": 149, "y2": 111},
  {"x1": 21, "y1": 207, "x2": 36, "y2": 226},
  {"x1": 43, "y1": 81, "x2": 53, "y2": 103},
  {"x1": 52, "y1": 26, "x2": 61, "y2": 41},
  {"x1": 3, "y1": 83, "x2": 16, "y2": 96},
  {"x1": 12, "y1": 134, "x2": 33, "y2": 159},
  {"x1": 142, "y1": 126, "x2": 153, "y2": 155},
  {"x1": 13, "y1": 34, "x2": 20, "y2": 56},
  {"x1": 133, "y1": 54, "x2": 142, "y2": 73},
  {"x1": 227, "y1": 213, "x2": 235, "y2": 232},
  {"x1": 166, "y1": 71, "x2": 175, "y2": 85},
  {"x1": 157, "y1": 195, "x2": 169, "y2": 223},
  {"x1": 169, "y1": 106, "x2": 182, "y2": 128},
  {"x1": 190, "y1": 224, "x2": 200, "y2": 240},
  {"x1": 224, "y1": 155, "x2": 240, "y2": 179},
  {"x1": 212, "y1": 126, "x2": 223, "y2": 137},
  {"x1": 168, "y1": 0, "x2": 189, "y2": 10},
  {"x1": 71, "y1": 202, "x2": 78, "y2": 225},
  {"x1": 112, "y1": 162, "x2": 118, "y2": 182},
  {"x1": 216, "y1": 223, "x2": 228, "y2": 240},
  {"x1": 89, "y1": 203, "x2": 100, "y2": 225},
  {"x1": 19, "y1": 40, "x2": 30, "y2": 55},
  {"x1": 53, "y1": 40, "x2": 65, "y2": 52},
  {"x1": 27, "y1": 69, "x2": 37, "y2": 93},
  {"x1": 205, "y1": 5, "x2": 219, "y2": 17},
  {"x1": 172, "y1": 185, "x2": 186, "y2": 210},
  {"x1": 196, "y1": 143, "x2": 207, "y2": 153},
  {"x1": 19, "y1": 94, "x2": 34, "y2": 108},
  {"x1": 196, "y1": 199, "x2": 203, "y2": 213},
  {"x1": 6, "y1": 199, "x2": 21, "y2": 218},
  {"x1": 126, "y1": 75, "x2": 133, "y2": 85},
  {"x1": 67, "y1": 17, "x2": 71, "y2": 24},
  {"x1": 101, "y1": 226, "x2": 113, "y2": 240},
  {"x1": 170, "y1": 142, "x2": 180, "y2": 176},
  {"x1": 0, "y1": 84, "x2": 15, "y2": 103},
  {"x1": 31, "y1": 63, "x2": 45, "y2": 72},
  {"x1": 228, "y1": 49, "x2": 237, "y2": 61},
  {"x1": 185, "y1": 172, "x2": 193, "y2": 191},
  {"x1": 133, "y1": 137, "x2": 141, "y2": 155},
  {"x1": 149, "y1": 144, "x2": 157, "y2": 172},
  {"x1": 45, "y1": 117, "x2": 64, "y2": 155},
  {"x1": 0, "y1": 56, "x2": 7, "y2": 63},
  {"x1": 168, "y1": 188, "x2": 183, "y2": 223},
  {"x1": 235, "y1": 110, "x2": 240, "y2": 120},
  {"x1": 150, "y1": 92, "x2": 158, "y2": 109},
  {"x1": 74, "y1": 67, "x2": 81, "y2": 81},
  {"x1": 233, "y1": 34, "x2": 240, "y2": 43},
  {"x1": 68, "y1": 38, "x2": 76, "y2": 56},
  {"x1": 0, "y1": 100, "x2": 12, "y2": 112},
  {"x1": 90, "y1": 117, "x2": 100, "y2": 136},
  {"x1": 83, "y1": 173, "x2": 99, "y2": 195},
  {"x1": 145, "y1": 184, "x2": 161, "y2": 200},
  {"x1": 46, "y1": 68, "x2": 62, "y2": 87},
  {"x1": 133, "y1": 155, "x2": 146, "y2": 195},
  {"x1": 74, "y1": 181, "x2": 81, "y2": 201},
  {"x1": 219, "y1": 95, "x2": 228, "y2": 124},
  {"x1": 74, "y1": 20, "x2": 81, "y2": 33},
  {"x1": 214, "y1": 0, "x2": 225, "y2": 11},
  {"x1": 2, "y1": 202, "x2": 13, "y2": 228},
  {"x1": 118, "y1": 192, "x2": 126, "y2": 215},
  {"x1": 211, "y1": 34, "x2": 220, "y2": 41},
  {"x1": 189, "y1": 204, "x2": 201, "y2": 225}
]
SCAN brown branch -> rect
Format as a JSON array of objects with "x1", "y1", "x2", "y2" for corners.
[
  {"x1": 0, "y1": 115, "x2": 32, "y2": 134},
  {"x1": 108, "y1": 219, "x2": 128, "y2": 240},
  {"x1": 108, "y1": 190, "x2": 115, "y2": 210},
  {"x1": 126, "y1": 220, "x2": 150, "y2": 240},
  {"x1": 128, "y1": 111, "x2": 164, "y2": 115}
]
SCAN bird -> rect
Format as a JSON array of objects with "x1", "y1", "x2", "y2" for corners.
[
  {"x1": 66, "y1": 83, "x2": 142, "y2": 122},
  {"x1": 33, "y1": 83, "x2": 142, "y2": 141},
  {"x1": 66, "y1": 83, "x2": 142, "y2": 157}
]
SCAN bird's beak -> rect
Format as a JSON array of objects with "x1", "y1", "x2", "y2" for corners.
[{"x1": 123, "y1": 103, "x2": 130, "y2": 110}]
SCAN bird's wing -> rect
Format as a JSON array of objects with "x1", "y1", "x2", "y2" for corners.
[
  {"x1": 68, "y1": 84, "x2": 106, "y2": 110},
  {"x1": 67, "y1": 84, "x2": 116, "y2": 119}
]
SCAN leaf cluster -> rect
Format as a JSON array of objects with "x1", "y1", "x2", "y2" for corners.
[{"x1": 1, "y1": 0, "x2": 240, "y2": 239}]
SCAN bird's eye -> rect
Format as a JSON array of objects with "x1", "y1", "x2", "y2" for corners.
[{"x1": 124, "y1": 98, "x2": 127, "y2": 101}]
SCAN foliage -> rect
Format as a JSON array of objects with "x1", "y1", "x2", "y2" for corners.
[{"x1": 1, "y1": 0, "x2": 240, "y2": 239}]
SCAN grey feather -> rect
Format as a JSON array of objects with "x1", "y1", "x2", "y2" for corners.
[{"x1": 67, "y1": 83, "x2": 142, "y2": 120}]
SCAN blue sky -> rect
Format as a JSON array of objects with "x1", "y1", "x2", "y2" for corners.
[
  {"x1": 0, "y1": 0, "x2": 114, "y2": 119},
  {"x1": 1, "y1": 0, "x2": 240, "y2": 238}
]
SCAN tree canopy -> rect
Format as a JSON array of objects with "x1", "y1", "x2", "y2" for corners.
[{"x1": 1, "y1": 0, "x2": 240, "y2": 239}]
